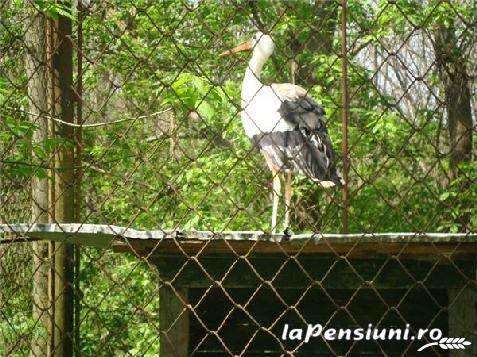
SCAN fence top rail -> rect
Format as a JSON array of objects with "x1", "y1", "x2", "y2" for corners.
[{"x1": 1, "y1": 224, "x2": 477, "y2": 256}]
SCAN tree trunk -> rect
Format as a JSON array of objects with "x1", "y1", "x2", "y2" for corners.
[
  {"x1": 296, "y1": 0, "x2": 338, "y2": 86},
  {"x1": 434, "y1": 25, "x2": 473, "y2": 172},
  {"x1": 434, "y1": 24, "x2": 473, "y2": 230},
  {"x1": 24, "y1": 2, "x2": 51, "y2": 356}
]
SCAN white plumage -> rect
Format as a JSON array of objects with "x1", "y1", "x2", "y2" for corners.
[
  {"x1": 241, "y1": 85, "x2": 294, "y2": 137},
  {"x1": 222, "y1": 31, "x2": 343, "y2": 233}
]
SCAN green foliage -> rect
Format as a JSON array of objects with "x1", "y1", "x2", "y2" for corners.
[
  {"x1": 1, "y1": 0, "x2": 476, "y2": 355},
  {"x1": 437, "y1": 162, "x2": 477, "y2": 232},
  {"x1": 79, "y1": 249, "x2": 160, "y2": 355},
  {"x1": 34, "y1": 0, "x2": 77, "y2": 21}
]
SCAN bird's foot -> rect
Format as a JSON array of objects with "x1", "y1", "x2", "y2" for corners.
[{"x1": 283, "y1": 226, "x2": 293, "y2": 238}]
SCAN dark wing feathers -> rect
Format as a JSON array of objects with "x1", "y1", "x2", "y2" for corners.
[
  {"x1": 279, "y1": 95, "x2": 325, "y2": 131},
  {"x1": 276, "y1": 93, "x2": 343, "y2": 186}
]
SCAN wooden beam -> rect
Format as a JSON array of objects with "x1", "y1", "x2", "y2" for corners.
[
  {"x1": 151, "y1": 255, "x2": 477, "y2": 290},
  {"x1": 159, "y1": 285, "x2": 189, "y2": 357},
  {"x1": 113, "y1": 240, "x2": 477, "y2": 258},
  {"x1": 448, "y1": 281, "x2": 477, "y2": 356}
]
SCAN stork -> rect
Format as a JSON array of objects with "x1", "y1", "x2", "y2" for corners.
[{"x1": 222, "y1": 32, "x2": 344, "y2": 234}]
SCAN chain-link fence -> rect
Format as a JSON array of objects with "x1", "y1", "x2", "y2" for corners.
[{"x1": 1, "y1": 0, "x2": 476, "y2": 355}]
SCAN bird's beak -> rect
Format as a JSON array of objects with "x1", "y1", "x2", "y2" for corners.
[{"x1": 220, "y1": 41, "x2": 253, "y2": 56}]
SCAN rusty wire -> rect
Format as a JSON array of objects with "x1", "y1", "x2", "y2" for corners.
[{"x1": 1, "y1": 0, "x2": 476, "y2": 356}]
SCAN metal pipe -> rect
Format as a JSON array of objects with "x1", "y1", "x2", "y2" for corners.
[{"x1": 340, "y1": 0, "x2": 349, "y2": 234}]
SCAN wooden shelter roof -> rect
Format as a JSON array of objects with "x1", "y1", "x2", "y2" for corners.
[{"x1": 1, "y1": 223, "x2": 476, "y2": 258}]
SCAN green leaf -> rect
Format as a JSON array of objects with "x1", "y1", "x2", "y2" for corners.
[
  {"x1": 34, "y1": 1, "x2": 76, "y2": 21},
  {"x1": 197, "y1": 100, "x2": 214, "y2": 119},
  {"x1": 439, "y1": 192, "x2": 450, "y2": 201}
]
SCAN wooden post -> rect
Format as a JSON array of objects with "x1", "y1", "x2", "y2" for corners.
[
  {"x1": 159, "y1": 285, "x2": 189, "y2": 357},
  {"x1": 74, "y1": 1, "x2": 84, "y2": 354},
  {"x1": 448, "y1": 285, "x2": 477, "y2": 356},
  {"x1": 48, "y1": 9, "x2": 75, "y2": 357}
]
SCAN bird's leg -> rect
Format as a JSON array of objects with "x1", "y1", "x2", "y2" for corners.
[
  {"x1": 271, "y1": 167, "x2": 281, "y2": 234},
  {"x1": 284, "y1": 171, "x2": 292, "y2": 231}
]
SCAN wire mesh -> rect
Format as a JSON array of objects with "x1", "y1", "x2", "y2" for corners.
[{"x1": 1, "y1": 0, "x2": 476, "y2": 356}]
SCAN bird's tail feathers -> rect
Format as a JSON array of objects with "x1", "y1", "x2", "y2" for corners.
[
  {"x1": 335, "y1": 173, "x2": 345, "y2": 187},
  {"x1": 312, "y1": 179, "x2": 337, "y2": 188},
  {"x1": 311, "y1": 173, "x2": 345, "y2": 189}
]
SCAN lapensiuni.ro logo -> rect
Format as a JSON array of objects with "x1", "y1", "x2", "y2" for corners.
[{"x1": 281, "y1": 324, "x2": 472, "y2": 352}]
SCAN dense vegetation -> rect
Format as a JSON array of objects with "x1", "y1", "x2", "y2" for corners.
[{"x1": 1, "y1": 0, "x2": 475, "y2": 354}]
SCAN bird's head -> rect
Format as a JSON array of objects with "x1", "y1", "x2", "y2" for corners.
[{"x1": 220, "y1": 31, "x2": 275, "y2": 58}]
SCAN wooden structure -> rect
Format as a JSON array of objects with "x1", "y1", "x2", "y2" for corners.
[{"x1": 1, "y1": 224, "x2": 476, "y2": 356}]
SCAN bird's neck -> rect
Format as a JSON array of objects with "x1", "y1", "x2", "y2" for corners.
[{"x1": 241, "y1": 53, "x2": 267, "y2": 102}]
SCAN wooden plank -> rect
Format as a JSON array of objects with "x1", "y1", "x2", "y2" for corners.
[
  {"x1": 448, "y1": 285, "x2": 477, "y2": 357},
  {"x1": 160, "y1": 285, "x2": 189, "y2": 357},
  {"x1": 188, "y1": 287, "x2": 447, "y2": 329},
  {"x1": 113, "y1": 240, "x2": 477, "y2": 257},
  {"x1": 187, "y1": 287, "x2": 448, "y2": 355},
  {"x1": 151, "y1": 255, "x2": 476, "y2": 290}
]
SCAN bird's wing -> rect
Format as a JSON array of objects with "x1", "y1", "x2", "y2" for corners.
[
  {"x1": 270, "y1": 83, "x2": 308, "y2": 100},
  {"x1": 271, "y1": 83, "x2": 326, "y2": 129},
  {"x1": 268, "y1": 83, "x2": 343, "y2": 186}
]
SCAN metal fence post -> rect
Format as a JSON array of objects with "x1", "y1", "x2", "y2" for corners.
[{"x1": 341, "y1": 0, "x2": 349, "y2": 234}]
